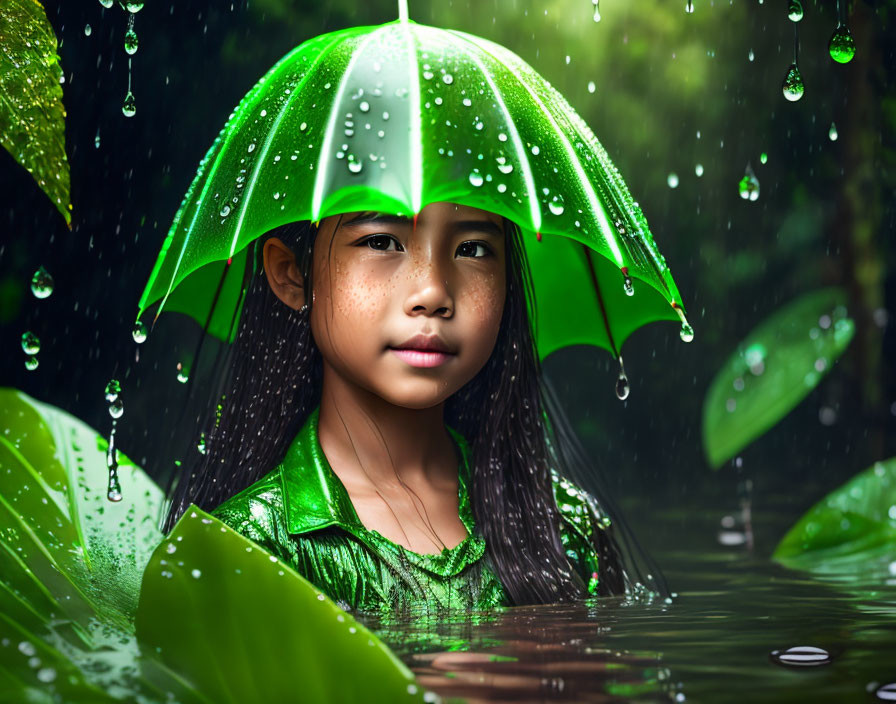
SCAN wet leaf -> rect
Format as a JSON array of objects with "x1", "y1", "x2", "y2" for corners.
[
  {"x1": 702, "y1": 288, "x2": 855, "y2": 468},
  {"x1": 137, "y1": 506, "x2": 426, "y2": 704},
  {"x1": 0, "y1": 0, "x2": 71, "y2": 227},
  {"x1": 773, "y1": 458, "x2": 896, "y2": 573}
]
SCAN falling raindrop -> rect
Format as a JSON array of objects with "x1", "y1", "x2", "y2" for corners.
[
  {"x1": 828, "y1": 25, "x2": 856, "y2": 63},
  {"x1": 122, "y1": 90, "x2": 136, "y2": 117},
  {"x1": 99, "y1": 0, "x2": 113, "y2": 7},
  {"x1": 24, "y1": 356, "x2": 39, "y2": 371},
  {"x1": 667, "y1": 172, "x2": 679, "y2": 189},
  {"x1": 177, "y1": 363, "x2": 189, "y2": 384},
  {"x1": 770, "y1": 646, "x2": 831, "y2": 667},
  {"x1": 738, "y1": 164, "x2": 760, "y2": 201},
  {"x1": 782, "y1": 63, "x2": 805, "y2": 101},
  {"x1": 787, "y1": 0, "x2": 803, "y2": 22},
  {"x1": 132, "y1": 320, "x2": 148, "y2": 343},
  {"x1": 108, "y1": 399, "x2": 124, "y2": 419},
  {"x1": 615, "y1": 364, "x2": 630, "y2": 401},
  {"x1": 95, "y1": 128, "x2": 101, "y2": 149},
  {"x1": 21, "y1": 332, "x2": 40, "y2": 355},
  {"x1": 468, "y1": 171, "x2": 484, "y2": 187},
  {"x1": 84, "y1": 24, "x2": 92, "y2": 36},
  {"x1": 124, "y1": 26, "x2": 139, "y2": 55},
  {"x1": 591, "y1": 0, "x2": 601, "y2": 22},
  {"x1": 674, "y1": 305, "x2": 695, "y2": 342},
  {"x1": 105, "y1": 379, "x2": 121, "y2": 403},
  {"x1": 828, "y1": 122, "x2": 838, "y2": 141},
  {"x1": 695, "y1": 163, "x2": 704, "y2": 177},
  {"x1": 347, "y1": 158, "x2": 363, "y2": 174},
  {"x1": 748, "y1": 49, "x2": 755, "y2": 62},
  {"x1": 760, "y1": 152, "x2": 768, "y2": 165},
  {"x1": 122, "y1": 0, "x2": 144, "y2": 11},
  {"x1": 685, "y1": 0, "x2": 694, "y2": 13},
  {"x1": 30, "y1": 267, "x2": 54, "y2": 299}
]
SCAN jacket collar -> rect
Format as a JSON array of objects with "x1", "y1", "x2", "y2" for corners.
[{"x1": 279, "y1": 407, "x2": 473, "y2": 536}]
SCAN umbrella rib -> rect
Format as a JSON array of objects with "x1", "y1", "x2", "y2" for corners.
[
  {"x1": 444, "y1": 28, "x2": 541, "y2": 232},
  {"x1": 312, "y1": 30, "x2": 386, "y2": 220},
  {"x1": 457, "y1": 33, "x2": 625, "y2": 268},
  {"x1": 581, "y1": 244, "x2": 620, "y2": 360},
  {"x1": 150, "y1": 40, "x2": 325, "y2": 318},
  {"x1": 404, "y1": 23, "x2": 423, "y2": 213}
]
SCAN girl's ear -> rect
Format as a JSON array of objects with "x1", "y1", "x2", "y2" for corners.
[{"x1": 263, "y1": 237, "x2": 306, "y2": 310}]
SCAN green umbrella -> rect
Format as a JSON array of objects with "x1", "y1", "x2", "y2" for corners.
[{"x1": 137, "y1": 1, "x2": 692, "y2": 395}]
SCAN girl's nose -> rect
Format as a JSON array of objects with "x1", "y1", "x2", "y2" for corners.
[{"x1": 403, "y1": 256, "x2": 454, "y2": 318}]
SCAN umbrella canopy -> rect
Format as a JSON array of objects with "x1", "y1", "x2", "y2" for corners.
[{"x1": 137, "y1": 4, "x2": 692, "y2": 389}]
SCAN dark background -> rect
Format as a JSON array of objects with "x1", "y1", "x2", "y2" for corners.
[{"x1": 1, "y1": 0, "x2": 893, "y2": 555}]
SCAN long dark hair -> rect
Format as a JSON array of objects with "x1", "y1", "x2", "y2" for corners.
[{"x1": 162, "y1": 217, "x2": 660, "y2": 604}]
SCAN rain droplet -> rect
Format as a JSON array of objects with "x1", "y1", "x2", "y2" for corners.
[
  {"x1": 108, "y1": 399, "x2": 124, "y2": 419},
  {"x1": 748, "y1": 49, "x2": 755, "y2": 62},
  {"x1": 358, "y1": 101, "x2": 370, "y2": 113},
  {"x1": 99, "y1": 0, "x2": 113, "y2": 7},
  {"x1": 623, "y1": 271, "x2": 635, "y2": 296},
  {"x1": 828, "y1": 122, "x2": 838, "y2": 141},
  {"x1": 105, "y1": 379, "x2": 121, "y2": 402},
  {"x1": 770, "y1": 646, "x2": 831, "y2": 667},
  {"x1": 84, "y1": 23, "x2": 92, "y2": 36},
  {"x1": 95, "y1": 128, "x2": 101, "y2": 149},
  {"x1": 122, "y1": 90, "x2": 136, "y2": 117},
  {"x1": 24, "y1": 356, "x2": 38, "y2": 371},
  {"x1": 787, "y1": 0, "x2": 803, "y2": 22},
  {"x1": 219, "y1": 204, "x2": 231, "y2": 217},
  {"x1": 191, "y1": 569, "x2": 202, "y2": 579},
  {"x1": 177, "y1": 363, "x2": 189, "y2": 384},
  {"x1": 36, "y1": 668, "x2": 56, "y2": 683},
  {"x1": 685, "y1": 0, "x2": 694, "y2": 13},
  {"x1": 299, "y1": 122, "x2": 307, "y2": 131},
  {"x1": 124, "y1": 28, "x2": 139, "y2": 55},
  {"x1": 680, "y1": 322, "x2": 695, "y2": 342},
  {"x1": 782, "y1": 63, "x2": 805, "y2": 102},
  {"x1": 829, "y1": 25, "x2": 856, "y2": 64},
  {"x1": 30, "y1": 267, "x2": 54, "y2": 299},
  {"x1": 615, "y1": 372, "x2": 630, "y2": 401},
  {"x1": 498, "y1": 133, "x2": 508, "y2": 142},
  {"x1": 21, "y1": 332, "x2": 40, "y2": 355},
  {"x1": 695, "y1": 163, "x2": 704, "y2": 177},
  {"x1": 124, "y1": 1, "x2": 144, "y2": 12},
  {"x1": 347, "y1": 158, "x2": 363, "y2": 174},
  {"x1": 760, "y1": 152, "x2": 768, "y2": 165},
  {"x1": 475, "y1": 121, "x2": 484, "y2": 131},
  {"x1": 667, "y1": 172, "x2": 679, "y2": 189},
  {"x1": 132, "y1": 320, "x2": 147, "y2": 343},
  {"x1": 469, "y1": 171, "x2": 484, "y2": 187},
  {"x1": 442, "y1": 74, "x2": 453, "y2": 85},
  {"x1": 738, "y1": 164, "x2": 760, "y2": 201},
  {"x1": 592, "y1": 0, "x2": 601, "y2": 22},
  {"x1": 382, "y1": 111, "x2": 389, "y2": 120}
]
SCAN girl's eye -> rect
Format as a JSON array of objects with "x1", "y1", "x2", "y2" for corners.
[
  {"x1": 456, "y1": 241, "x2": 491, "y2": 258},
  {"x1": 363, "y1": 234, "x2": 403, "y2": 252}
]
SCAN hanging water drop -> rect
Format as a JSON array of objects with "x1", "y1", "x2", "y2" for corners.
[
  {"x1": 124, "y1": 27, "x2": 139, "y2": 55},
  {"x1": 132, "y1": 320, "x2": 147, "y2": 343},
  {"x1": 674, "y1": 305, "x2": 695, "y2": 342},
  {"x1": 469, "y1": 171, "x2": 484, "y2": 187},
  {"x1": 829, "y1": 122, "x2": 838, "y2": 141},
  {"x1": 667, "y1": 172, "x2": 679, "y2": 189},
  {"x1": 347, "y1": 158, "x2": 363, "y2": 174},
  {"x1": 548, "y1": 196, "x2": 564, "y2": 216},
  {"x1": 591, "y1": 0, "x2": 601, "y2": 22},
  {"x1": 738, "y1": 164, "x2": 760, "y2": 201},
  {"x1": 122, "y1": 91, "x2": 136, "y2": 117},
  {"x1": 30, "y1": 267, "x2": 54, "y2": 299},
  {"x1": 587, "y1": 81, "x2": 596, "y2": 93},
  {"x1": 615, "y1": 368, "x2": 630, "y2": 401},
  {"x1": 828, "y1": 25, "x2": 856, "y2": 64},
  {"x1": 99, "y1": 0, "x2": 113, "y2": 7},
  {"x1": 106, "y1": 433, "x2": 122, "y2": 502},
  {"x1": 782, "y1": 63, "x2": 805, "y2": 102},
  {"x1": 787, "y1": 0, "x2": 803, "y2": 22},
  {"x1": 108, "y1": 399, "x2": 124, "y2": 419},
  {"x1": 21, "y1": 332, "x2": 40, "y2": 355},
  {"x1": 622, "y1": 269, "x2": 635, "y2": 296},
  {"x1": 685, "y1": 0, "x2": 694, "y2": 14},
  {"x1": 84, "y1": 24, "x2": 92, "y2": 36},
  {"x1": 24, "y1": 356, "x2": 39, "y2": 371}
]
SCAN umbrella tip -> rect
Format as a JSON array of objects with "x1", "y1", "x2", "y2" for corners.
[{"x1": 398, "y1": 0, "x2": 409, "y2": 23}]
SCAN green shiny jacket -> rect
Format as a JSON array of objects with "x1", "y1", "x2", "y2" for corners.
[{"x1": 211, "y1": 408, "x2": 607, "y2": 614}]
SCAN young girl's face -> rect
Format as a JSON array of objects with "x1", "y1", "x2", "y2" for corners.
[{"x1": 307, "y1": 202, "x2": 507, "y2": 410}]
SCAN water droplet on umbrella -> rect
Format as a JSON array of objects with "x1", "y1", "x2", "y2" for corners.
[
  {"x1": 442, "y1": 74, "x2": 453, "y2": 84},
  {"x1": 738, "y1": 164, "x2": 760, "y2": 201},
  {"x1": 21, "y1": 332, "x2": 40, "y2": 355},
  {"x1": 592, "y1": 0, "x2": 601, "y2": 22},
  {"x1": 667, "y1": 172, "x2": 679, "y2": 189},
  {"x1": 875, "y1": 683, "x2": 896, "y2": 701},
  {"x1": 829, "y1": 25, "x2": 856, "y2": 64},
  {"x1": 299, "y1": 121, "x2": 307, "y2": 131},
  {"x1": 531, "y1": 145, "x2": 540, "y2": 155},
  {"x1": 191, "y1": 569, "x2": 202, "y2": 579},
  {"x1": 469, "y1": 171, "x2": 484, "y2": 187},
  {"x1": 348, "y1": 158, "x2": 363, "y2": 174},
  {"x1": 695, "y1": 163, "x2": 704, "y2": 177},
  {"x1": 247, "y1": 142, "x2": 256, "y2": 153},
  {"x1": 219, "y1": 204, "x2": 231, "y2": 217},
  {"x1": 770, "y1": 646, "x2": 831, "y2": 667},
  {"x1": 122, "y1": 90, "x2": 136, "y2": 117},
  {"x1": 782, "y1": 63, "x2": 804, "y2": 101},
  {"x1": 828, "y1": 122, "x2": 838, "y2": 141},
  {"x1": 30, "y1": 267, "x2": 54, "y2": 299},
  {"x1": 124, "y1": 28, "x2": 139, "y2": 55},
  {"x1": 548, "y1": 196, "x2": 564, "y2": 215},
  {"x1": 84, "y1": 24, "x2": 92, "y2": 36},
  {"x1": 132, "y1": 320, "x2": 147, "y2": 343},
  {"x1": 497, "y1": 183, "x2": 507, "y2": 193},
  {"x1": 36, "y1": 668, "x2": 56, "y2": 683},
  {"x1": 105, "y1": 379, "x2": 121, "y2": 402},
  {"x1": 24, "y1": 356, "x2": 38, "y2": 371},
  {"x1": 787, "y1": 0, "x2": 803, "y2": 22},
  {"x1": 587, "y1": 80, "x2": 596, "y2": 94},
  {"x1": 423, "y1": 70, "x2": 434, "y2": 80},
  {"x1": 359, "y1": 101, "x2": 370, "y2": 112},
  {"x1": 497, "y1": 132, "x2": 508, "y2": 142},
  {"x1": 685, "y1": 0, "x2": 694, "y2": 13},
  {"x1": 108, "y1": 399, "x2": 124, "y2": 419}
]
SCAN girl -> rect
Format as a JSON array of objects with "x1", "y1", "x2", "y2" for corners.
[{"x1": 161, "y1": 201, "x2": 658, "y2": 613}]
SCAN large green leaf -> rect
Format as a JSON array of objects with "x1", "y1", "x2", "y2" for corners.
[
  {"x1": 702, "y1": 288, "x2": 855, "y2": 468},
  {"x1": 136, "y1": 506, "x2": 426, "y2": 704},
  {"x1": 0, "y1": 0, "x2": 71, "y2": 227},
  {"x1": 773, "y1": 457, "x2": 896, "y2": 574}
]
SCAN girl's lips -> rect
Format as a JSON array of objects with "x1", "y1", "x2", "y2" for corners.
[{"x1": 390, "y1": 348, "x2": 454, "y2": 368}]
